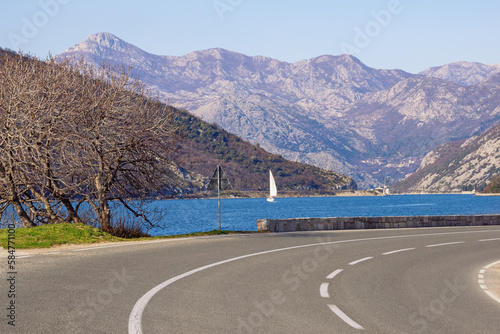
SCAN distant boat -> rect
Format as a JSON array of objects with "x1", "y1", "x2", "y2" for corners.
[{"x1": 267, "y1": 170, "x2": 277, "y2": 202}]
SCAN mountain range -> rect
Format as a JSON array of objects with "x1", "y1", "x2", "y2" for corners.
[{"x1": 60, "y1": 32, "x2": 500, "y2": 189}]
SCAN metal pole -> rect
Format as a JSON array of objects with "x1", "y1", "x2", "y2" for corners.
[{"x1": 218, "y1": 166, "x2": 221, "y2": 230}]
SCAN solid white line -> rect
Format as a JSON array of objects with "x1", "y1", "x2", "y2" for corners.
[
  {"x1": 17, "y1": 255, "x2": 34, "y2": 259},
  {"x1": 425, "y1": 241, "x2": 464, "y2": 248},
  {"x1": 328, "y1": 304, "x2": 365, "y2": 330},
  {"x1": 484, "y1": 259, "x2": 500, "y2": 269},
  {"x1": 484, "y1": 290, "x2": 500, "y2": 304},
  {"x1": 327, "y1": 269, "x2": 343, "y2": 279},
  {"x1": 320, "y1": 283, "x2": 330, "y2": 298},
  {"x1": 349, "y1": 257, "x2": 373, "y2": 266},
  {"x1": 128, "y1": 229, "x2": 500, "y2": 333},
  {"x1": 383, "y1": 248, "x2": 415, "y2": 255},
  {"x1": 479, "y1": 238, "x2": 500, "y2": 242}
]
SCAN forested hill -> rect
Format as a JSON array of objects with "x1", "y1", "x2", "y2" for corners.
[
  {"x1": 483, "y1": 174, "x2": 500, "y2": 193},
  {"x1": 172, "y1": 107, "x2": 356, "y2": 195}
]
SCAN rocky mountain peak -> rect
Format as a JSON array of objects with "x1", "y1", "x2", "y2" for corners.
[
  {"x1": 87, "y1": 32, "x2": 129, "y2": 51},
  {"x1": 420, "y1": 61, "x2": 500, "y2": 86},
  {"x1": 63, "y1": 32, "x2": 151, "y2": 62}
]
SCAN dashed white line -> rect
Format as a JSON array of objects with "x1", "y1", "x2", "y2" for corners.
[
  {"x1": 328, "y1": 304, "x2": 365, "y2": 330},
  {"x1": 320, "y1": 283, "x2": 330, "y2": 298},
  {"x1": 479, "y1": 238, "x2": 500, "y2": 242},
  {"x1": 425, "y1": 241, "x2": 464, "y2": 248},
  {"x1": 327, "y1": 269, "x2": 343, "y2": 279},
  {"x1": 478, "y1": 260, "x2": 500, "y2": 305},
  {"x1": 382, "y1": 248, "x2": 415, "y2": 255},
  {"x1": 349, "y1": 257, "x2": 373, "y2": 266}
]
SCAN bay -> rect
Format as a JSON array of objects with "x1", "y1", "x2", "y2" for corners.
[{"x1": 149, "y1": 194, "x2": 500, "y2": 236}]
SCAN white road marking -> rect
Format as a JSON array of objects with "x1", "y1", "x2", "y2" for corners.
[
  {"x1": 129, "y1": 229, "x2": 500, "y2": 333},
  {"x1": 484, "y1": 259, "x2": 500, "y2": 269},
  {"x1": 17, "y1": 255, "x2": 34, "y2": 259},
  {"x1": 425, "y1": 241, "x2": 464, "y2": 248},
  {"x1": 349, "y1": 257, "x2": 373, "y2": 266},
  {"x1": 320, "y1": 283, "x2": 330, "y2": 298},
  {"x1": 478, "y1": 260, "x2": 500, "y2": 305},
  {"x1": 327, "y1": 269, "x2": 343, "y2": 279},
  {"x1": 327, "y1": 304, "x2": 365, "y2": 330},
  {"x1": 479, "y1": 238, "x2": 500, "y2": 242},
  {"x1": 382, "y1": 248, "x2": 415, "y2": 255},
  {"x1": 484, "y1": 290, "x2": 500, "y2": 304}
]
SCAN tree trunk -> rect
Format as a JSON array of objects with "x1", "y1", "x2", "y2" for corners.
[
  {"x1": 60, "y1": 198, "x2": 84, "y2": 224},
  {"x1": 6, "y1": 173, "x2": 35, "y2": 227},
  {"x1": 11, "y1": 199, "x2": 35, "y2": 227},
  {"x1": 99, "y1": 199, "x2": 111, "y2": 231}
]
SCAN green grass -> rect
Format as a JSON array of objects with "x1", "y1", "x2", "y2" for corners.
[
  {"x1": 0, "y1": 223, "x2": 264, "y2": 249},
  {"x1": 0, "y1": 223, "x2": 124, "y2": 249}
]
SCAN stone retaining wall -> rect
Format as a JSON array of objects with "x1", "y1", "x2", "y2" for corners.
[{"x1": 257, "y1": 215, "x2": 500, "y2": 232}]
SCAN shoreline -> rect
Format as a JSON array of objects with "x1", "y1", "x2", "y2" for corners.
[{"x1": 176, "y1": 190, "x2": 499, "y2": 200}]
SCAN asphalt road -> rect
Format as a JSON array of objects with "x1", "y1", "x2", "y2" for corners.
[{"x1": 1, "y1": 226, "x2": 500, "y2": 334}]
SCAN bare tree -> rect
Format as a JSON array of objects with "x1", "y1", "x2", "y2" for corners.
[
  {"x1": 63, "y1": 60, "x2": 180, "y2": 231},
  {"x1": 0, "y1": 51, "x2": 180, "y2": 231}
]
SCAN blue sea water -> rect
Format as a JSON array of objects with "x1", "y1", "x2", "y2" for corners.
[{"x1": 148, "y1": 194, "x2": 500, "y2": 236}]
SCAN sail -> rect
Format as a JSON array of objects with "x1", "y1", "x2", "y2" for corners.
[{"x1": 269, "y1": 170, "x2": 277, "y2": 197}]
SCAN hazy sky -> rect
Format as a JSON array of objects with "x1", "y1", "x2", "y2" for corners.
[{"x1": 1, "y1": 0, "x2": 499, "y2": 73}]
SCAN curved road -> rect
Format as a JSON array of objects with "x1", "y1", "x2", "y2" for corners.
[{"x1": 2, "y1": 226, "x2": 500, "y2": 333}]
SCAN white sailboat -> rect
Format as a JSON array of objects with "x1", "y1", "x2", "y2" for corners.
[{"x1": 267, "y1": 170, "x2": 277, "y2": 202}]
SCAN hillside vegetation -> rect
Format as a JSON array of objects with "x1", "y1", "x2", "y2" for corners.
[
  {"x1": 173, "y1": 108, "x2": 356, "y2": 196},
  {"x1": 483, "y1": 174, "x2": 500, "y2": 193}
]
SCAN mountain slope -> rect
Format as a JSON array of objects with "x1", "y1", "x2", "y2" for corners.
[
  {"x1": 344, "y1": 76, "x2": 500, "y2": 157},
  {"x1": 172, "y1": 107, "x2": 357, "y2": 195},
  {"x1": 420, "y1": 61, "x2": 500, "y2": 86},
  {"x1": 59, "y1": 33, "x2": 500, "y2": 189},
  {"x1": 393, "y1": 122, "x2": 500, "y2": 192},
  {"x1": 483, "y1": 174, "x2": 500, "y2": 193}
]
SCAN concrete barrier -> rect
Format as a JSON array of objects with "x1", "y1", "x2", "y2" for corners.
[{"x1": 257, "y1": 215, "x2": 500, "y2": 232}]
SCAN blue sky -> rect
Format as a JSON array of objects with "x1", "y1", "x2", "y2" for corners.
[{"x1": 1, "y1": 0, "x2": 499, "y2": 73}]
